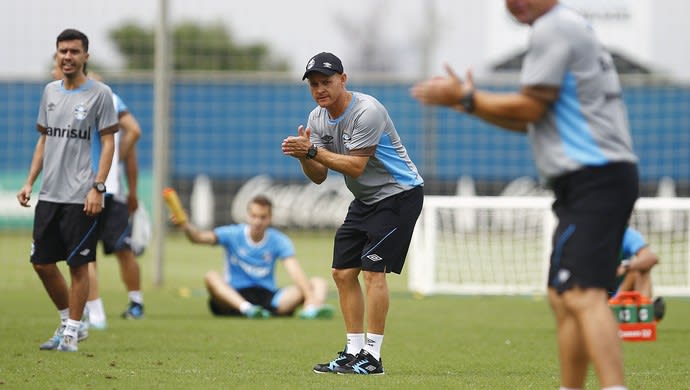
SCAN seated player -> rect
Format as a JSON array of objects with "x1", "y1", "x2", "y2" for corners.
[
  {"x1": 612, "y1": 226, "x2": 666, "y2": 321},
  {"x1": 172, "y1": 194, "x2": 334, "y2": 319}
]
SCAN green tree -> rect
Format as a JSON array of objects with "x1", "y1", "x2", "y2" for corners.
[{"x1": 109, "y1": 21, "x2": 288, "y2": 71}]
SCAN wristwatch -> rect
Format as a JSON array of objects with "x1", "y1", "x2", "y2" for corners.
[
  {"x1": 305, "y1": 144, "x2": 318, "y2": 160},
  {"x1": 459, "y1": 90, "x2": 475, "y2": 113},
  {"x1": 93, "y1": 182, "x2": 107, "y2": 193}
]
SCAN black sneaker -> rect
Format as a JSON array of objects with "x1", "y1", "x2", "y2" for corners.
[
  {"x1": 122, "y1": 301, "x2": 144, "y2": 319},
  {"x1": 313, "y1": 348, "x2": 356, "y2": 374},
  {"x1": 334, "y1": 349, "x2": 384, "y2": 375},
  {"x1": 653, "y1": 296, "x2": 666, "y2": 321}
]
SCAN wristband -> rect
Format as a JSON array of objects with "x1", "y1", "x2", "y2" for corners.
[{"x1": 459, "y1": 90, "x2": 475, "y2": 113}]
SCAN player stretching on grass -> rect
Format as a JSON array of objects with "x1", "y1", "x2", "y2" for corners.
[
  {"x1": 17, "y1": 28, "x2": 118, "y2": 352},
  {"x1": 282, "y1": 52, "x2": 424, "y2": 375},
  {"x1": 412, "y1": 1, "x2": 638, "y2": 388},
  {"x1": 173, "y1": 195, "x2": 334, "y2": 320}
]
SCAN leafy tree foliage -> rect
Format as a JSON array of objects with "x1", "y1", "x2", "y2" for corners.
[{"x1": 109, "y1": 21, "x2": 288, "y2": 71}]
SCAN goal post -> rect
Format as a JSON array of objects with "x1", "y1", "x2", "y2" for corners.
[{"x1": 408, "y1": 196, "x2": 690, "y2": 297}]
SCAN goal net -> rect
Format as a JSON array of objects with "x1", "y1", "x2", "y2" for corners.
[{"x1": 408, "y1": 196, "x2": 690, "y2": 297}]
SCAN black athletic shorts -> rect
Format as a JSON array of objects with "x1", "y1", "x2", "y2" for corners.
[
  {"x1": 31, "y1": 200, "x2": 100, "y2": 267},
  {"x1": 99, "y1": 194, "x2": 132, "y2": 254},
  {"x1": 548, "y1": 162, "x2": 639, "y2": 293},
  {"x1": 333, "y1": 185, "x2": 424, "y2": 274},
  {"x1": 208, "y1": 286, "x2": 289, "y2": 316}
]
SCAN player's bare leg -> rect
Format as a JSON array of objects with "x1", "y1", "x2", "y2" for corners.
[
  {"x1": 548, "y1": 288, "x2": 588, "y2": 388},
  {"x1": 332, "y1": 268, "x2": 365, "y2": 333},
  {"x1": 68, "y1": 263, "x2": 90, "y2": 322},
  {"x1": 309, "y1": 276, "x2": 330, "y2": 306},
  {"x1": 362, "y1": 271, "x2": 388, "y2": 335},
  {"x1": 117, "y1": 249, "x2": 141, "y2": 293},
  {"x1": 275, "y1": 285, "x2": 305, "y2": 314},
  {"x1": 561, "y1": 287, "x2": 625, "y2": 388},
  {"x1": 275, "y1": 277, "x2": 332, "y2": 316},
  {"x1": 33, "y1": 263, "x2": 70, "y2": 310},
  {"x1": 204, "y1": 270, "x2": 249, "y2": 311}
]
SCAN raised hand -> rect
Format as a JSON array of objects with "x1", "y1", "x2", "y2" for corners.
[
  {"x1": 282, "y1": 125, "x2": 312, "y2": 159},
  {"x1": 410, "y1": 63, "x2": 470, "y2": 108}
]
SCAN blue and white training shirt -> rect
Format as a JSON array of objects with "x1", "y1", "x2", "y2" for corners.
[{"x1": 213, "y1": 224, "x2": 294, "y2": 291}]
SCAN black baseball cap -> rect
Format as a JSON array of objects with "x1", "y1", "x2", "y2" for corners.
[{"x1": 302, "y1": 52, "x2": 344, "y2": 80}]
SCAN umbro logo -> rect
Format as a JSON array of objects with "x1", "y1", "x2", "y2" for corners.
[
  {"x1": 367, "y1": 254, "x2": 382, "y2": 262},
  {"x1": 48, "y1": 102, "x2": 56, "y2": 112},
  {"x1": 80, "y1": 249, "x2": 91, "y2": 256},
  {"x1": 557, "y1": 269, "x2": 571, "y2": 283},
  {"x1": 364, "y1": 364, "x2": 377, "y2": 372}
]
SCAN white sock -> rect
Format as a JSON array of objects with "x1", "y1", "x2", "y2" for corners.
[
  {"x1": 560, "y1": 387, "x2": 582, "y2": 390},
  {"x1": 239, "y1": 301, "x2": 253, "y2": 314},
  {"x1": 601, "y1": 387, "x2": 627, "y2": 390},
  {"x1": 346, "y1": 333, "x2": 365, "y2": 355},
  {"x1": 364, "y1": 333, "x2": 384, "y2": 360},
  {"x1": 128, "y1": 290, "x2": 143, "y2": 304},
  {"x1": 58, "y1": 308, "x2": 69, "y2": 323},
  {"x1": 86, "y1": 299, "x2": 107, "y2": 323},
  {"x1": 64, "y1": 319, "x2": 80, "y2": 338}
]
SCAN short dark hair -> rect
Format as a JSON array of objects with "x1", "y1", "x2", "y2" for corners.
[
  {"x1": 56, "y1": 29, "x2": 89, "y2": 74},
  {"x1": 249, "y1": 195, "x2": 272, "y2": 211},
  {"x1": 56, "y1": 29, "x2": 89, "y2": 52}
]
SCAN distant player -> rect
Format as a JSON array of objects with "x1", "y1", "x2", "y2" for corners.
[
  {"x1": 172, "y1": 194, "x2": 334, "y2": 319},
  {"x1": 18, "y1": 28, "x2": 118, "y2": 352},
  {"x1": 51, "y1": 59, "x2": 146, "y2": 329},
  {"x1": 612, "y1": 226, "x2": 666, "y2": 321}
]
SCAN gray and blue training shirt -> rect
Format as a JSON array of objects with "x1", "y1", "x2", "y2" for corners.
[
  {"x1": 521, "y1": 4, "x2": 638, "y2": 180},
  {"x1": 307, "y1": 91, "x2": 423, "y2": 204},
  {"x1": 36, "y1": 79, "x2": 118, "y2": 204}
]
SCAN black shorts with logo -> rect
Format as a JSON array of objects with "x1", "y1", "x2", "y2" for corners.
[
  {"x1": 548, "y1": 162, "x2": 639, "y2": 293},
  {"x1": 31, "y1": 200, "x2": 100, "y2": 267},
  {"x1": 99, "y1": 194, "x2": 132, "y2": 254},
  {"x1": 208, "y1": 286, "x2": 288, "y2": 316},
  {"x1": 333, "y1": 185, "x2": 424, "y2": 274}
]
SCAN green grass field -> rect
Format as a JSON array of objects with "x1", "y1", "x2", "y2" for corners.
[{"x1": 1, "y1": 229, "x2": 689, "y2": 389}]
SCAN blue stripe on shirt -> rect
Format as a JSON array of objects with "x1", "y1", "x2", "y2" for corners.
[
  {"x1": 375, "y1": 133, "x2": 423, "y2": 187},
  {"x1": 554, "y1": 73, "x2": 607, "y2": 166}
]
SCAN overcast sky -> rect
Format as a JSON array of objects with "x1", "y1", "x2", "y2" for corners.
[
  {"x1": 2, "y1": 0, "x2": 689, "y2": 81},
  {"x1": 2, "y1": 0, "x2": 488, "y2": 79}
]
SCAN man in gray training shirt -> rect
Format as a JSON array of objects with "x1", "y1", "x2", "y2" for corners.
[
  {"x1": 17, "y1": 28, "x2": 118, "y2": 352},
  {"x1": 411, "y1": 1, "x2": 637, "y2": 389},
  {"x1": 283, "y1": 52, "x2": 423, "y2": 375}
]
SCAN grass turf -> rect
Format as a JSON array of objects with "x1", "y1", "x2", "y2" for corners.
[{"x1": 1, "y1": 229, "x2": 688, "y2": 389}]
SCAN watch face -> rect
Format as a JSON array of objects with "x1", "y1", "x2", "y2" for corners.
[
  {"x1": 306, "y1": 146, "x2": 317, "y2": 159},
  {"x1": 94, "y1": 182, "x2": 106, "y2": 193}
]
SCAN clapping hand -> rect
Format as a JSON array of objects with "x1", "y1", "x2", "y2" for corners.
[{"x1": 411, "y1": 64, "x2": 474, "y2": 111}]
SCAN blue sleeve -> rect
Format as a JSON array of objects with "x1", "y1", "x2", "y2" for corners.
[
  {"x1": 213, "y1": 225, "x2": 234, "y2": 248},
  {"x1": 112, "y1": 92, "x2": 128, "y2": 115},
  {"x1": 273, "y1": 229, "x2": 295, "y2": 261},
  {"x1": 621, "y1": 228, "x2": 647, "y2": 258}
]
